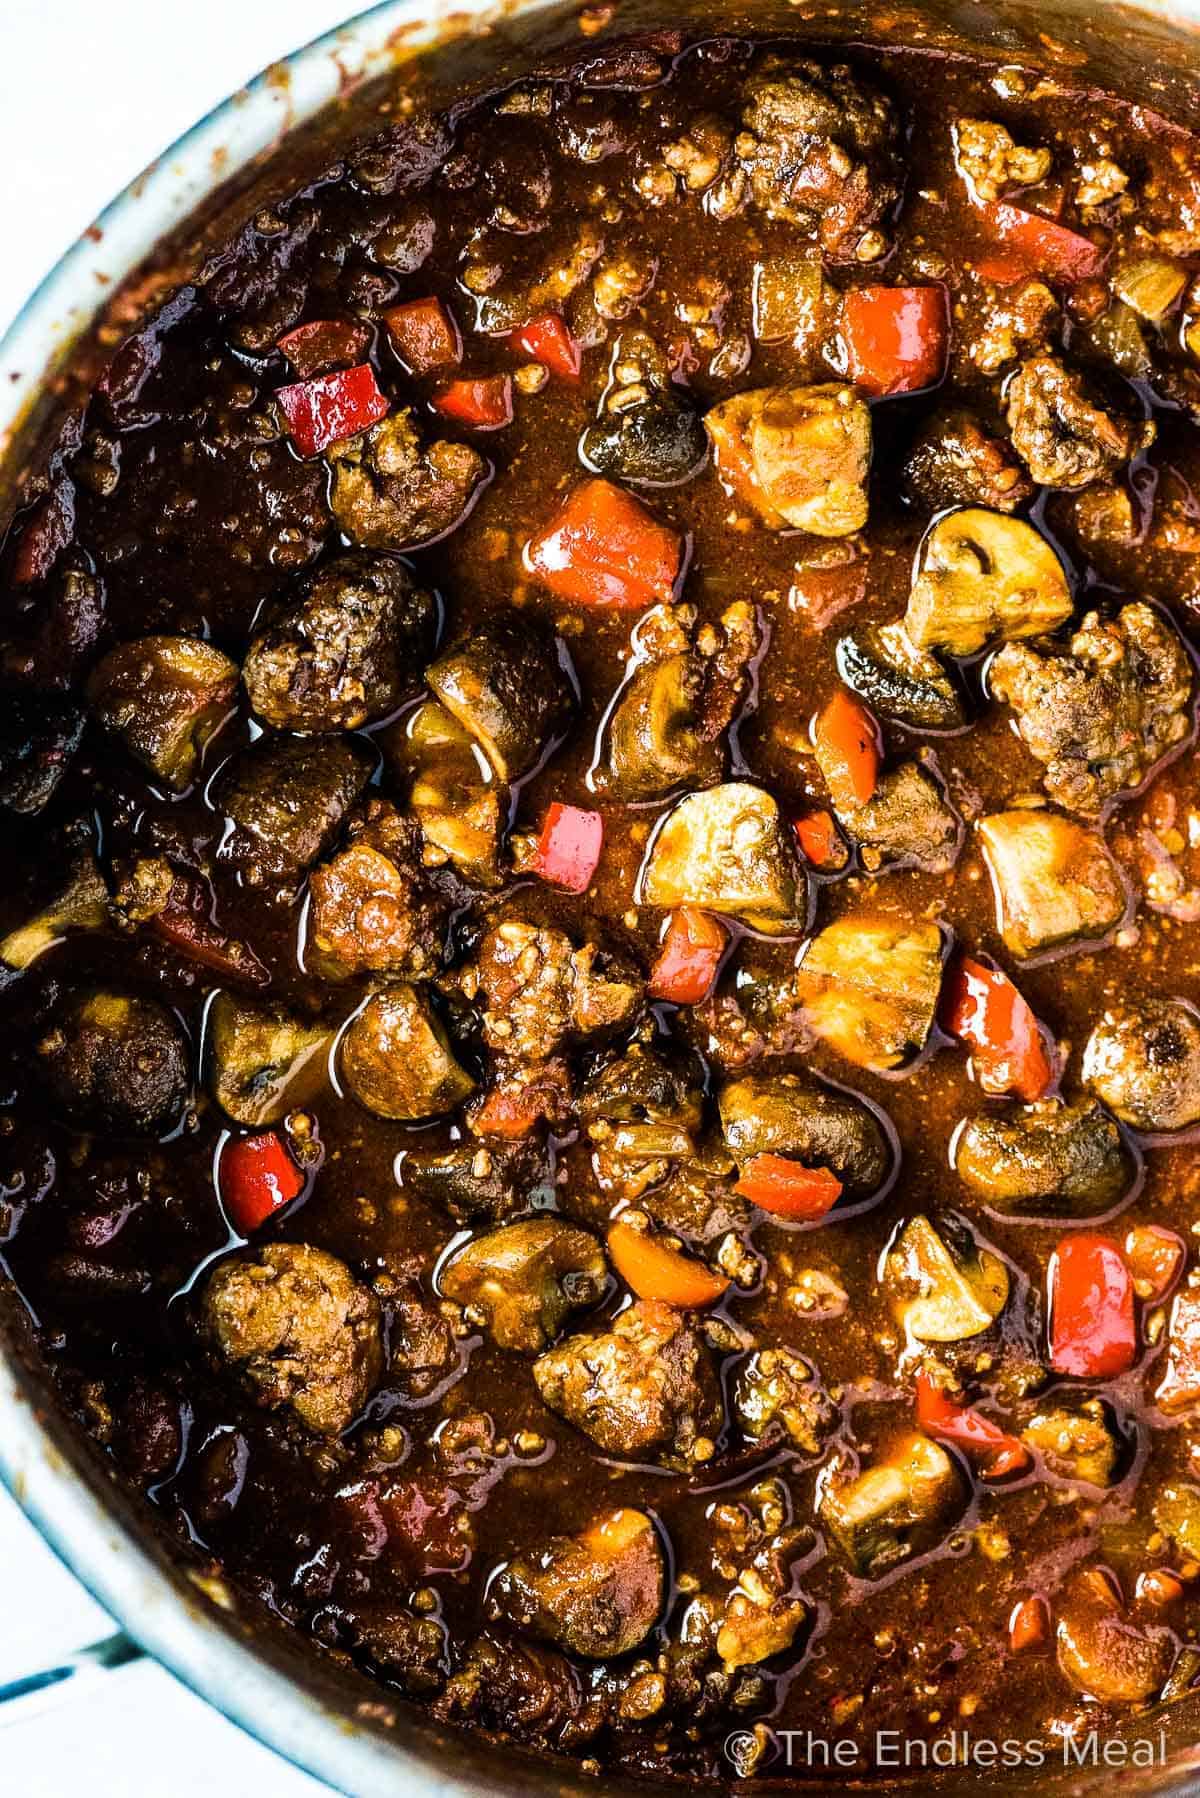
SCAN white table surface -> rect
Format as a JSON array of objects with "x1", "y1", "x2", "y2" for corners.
[{"x1": 0, "y1": 4, "x2": 372, "y2": 1790}]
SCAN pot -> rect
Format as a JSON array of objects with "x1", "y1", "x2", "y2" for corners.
[{"x1": 2, "y1": 2, "x2": 1200, "y2": 1792}]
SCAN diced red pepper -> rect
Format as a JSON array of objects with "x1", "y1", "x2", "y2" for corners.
[
  {"x1": 1124, "y1": 1224, "x2": 1185, "y2": 1302},
  {"x1": 648, "y1": 907, "x2": 727, "y2": 1005},
  {"x1": 941, "y1": 955, "x2": 1055, "y2": 1102},
  {"x1": 607, "y1": 1221, "x2": 729, "y2": 1309},
  {"x1": 733, "y1": 1155, "x2": 843, "y2": 1221},
  {"x1": 276, "y1": 318, "x2": 372, "y2": 379},
  {"x1": 148, "y1": 872, "x2": 269, "y2": 990},
  {"x1": 433, "y1": 375, "x2": 513, "y2": 429},
  {"x1": 382, "y1": 297, "x2": 461, "y2": 374},
  {"x1": 975, "y1": 200, "x2": 1108, "y2": 285},
  {"x1": 841, "y1": 285, "x2": 950, "y2": 397},
  {"x1": 277, "y1": 363, "x2": 389, "y2": 457},
  {"x1": 219, "y1": 1130, "x2": 305, "y2": 1234},
  {"x1": 813, "y1": 688, "x2": 881, "y2": 810},
  {"x1": 525, "y1": 478, "x2": 684, "y2": 611},
  {"x1": 532, "y1": 803, "x2": 604, "y2": 894},
  {"x1": 510, "y1": 311, "x2": 581, "y2": 381},
  {"x1": 916, "y1": 1373, "x2": 1031, "y2": 1479},
  {"x1": 1008, "y1": 1596, "x2": 1049, "y2": 1653},
  {"x1": 794, "y1": 809, "x2": 842, "y2": 870},
  {"x1": 1049, "y1": 1234, "x2": 1137, "y2": 1378}
]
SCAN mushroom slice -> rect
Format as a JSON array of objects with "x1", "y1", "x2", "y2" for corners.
[
  {"x1": 883, "y1": 1213, "x2": 1009, "y2": 1343},
  {"x1": 641, "y1": 781, "x2": 807, "y2": 934},
  {"x1": 954, "y1": 1098, "x2": 1131, "y2": 1216},
  {"x1": 836, "y1": 620, "x2": 966, "y2": 731},
  {"x1": 440, "y1": 1217, "x2": 607, "y2": 1352},
  {"x1": 389, "y1": 698, "x2": 503, "y2": 889},
  {"x1": 1056, "y1": 1568, "x2": 1173, "y2": 1704},
  {"x1": 904, "y1": 508, "x2": 1072, "y2": 656},
  {"x1": 207, "y1": 993, "x2": 332, "y2": 1127},
  {"x1": 0, "y1": 850, "x2": 109, "y2": 971},
  {"x1": 426, "y1": 613, "x2": 573, "y2": 783},
  {"x1": 978, "y1": 810, "x2": 1126, "y2": 959},
  {"x1": 340, "y1": 985, "x2": 474, "y2": 1121},
  {"x1": 793, "y1": 911, "x2": 944, "y2": 1071}
]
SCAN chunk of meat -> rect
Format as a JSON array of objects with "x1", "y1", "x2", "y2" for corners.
[
  {"x1": 87, "y1": 635, "x2": 238, "y2": 790},
  {"x1": 426, "y1": 612, "x2": 574, "y2": 782},
  {"x1": 978, "y1": 810, "x2": 1127, "y2": 958},
  {"x1": 36, "y1": 989, "x2": 189, "y2": 1136},
  {"x1": 1083, "y1": 999, "x2": 1200, "y2": 1133},
  {"x1": 705, "y1": 383, "x2": 870, "y2": 535},
  {"x1": 206, "y1": 993, "x2": 331, "y2": 1128},
  {"x1": 213, "y1": 734, "x2": 373, "y2": 882},
  {"x1": 902, "y1": 408, "x2": 1033, "y2": 514},
  {"x1": 598, "y1": 602, "x2": 760, "y2": 802},
  {"x1": 1005, "y1": 355, "x2": 1153, "y2": 490},
  {"x1": 1154, "y1": 1274, "x2": 1200, "y2": 1413},
  {"x1": 794, "y1": 911, "x2": 944, "y2": 1070},
  {"x1": 819, "y1": 1433, "x2": 964, "y2": 1576},
  {"x1": 533, "y1": 1297, "x2": 722, "y2": 1469},
  {"x1": 954, "y1": 118, "x2": 1051, "y2": 203},
  {"x1": 487, "y1": 1507, "x2": 664, "y2": 1657},
  {"x1": 969, "y1": 279, "x2": 1059, "y2": 377},
  {"x1": 306, "y1": 801, "x2": 448, "y2": 982},
  {"x1": 201, "y1": 1244, "x2": 381, "y2": 1436},
  {"x1": 954, "y1": 1099, "x2": 1131, "y2": 1215},
  {"x1": 326, "y1": 410, "x2": 486, "y2": 550},
  {"x1": 0, "y1": 693, "x2": 86, "y2": 815},
  {"x1": 990, "y1": 603, "x2": 1192, "y2": 815},
  {"x1": 463, "y1": 918, "x2": 642, "y2": 1062},
  {"x1": 733, "y1": 1348, "x2": 835, "y2": 1453},
  {"x1": 580, "y1": 329, "x2": 708, "y2": 487},
  {"x1": 1056, "y1": 1568, "x2": 1173, "y2": 1703},
  {"x1": 345, "y1": 1607, "x2": 449, "y2": 1693},
  {"x1": 736, "y1": 59, "x2": 901, "y2": 261},
  {"x1": 717, "y1": 1069, "x2": 890, "y2": 1194},
  {"x1": 433, "y1": 1630, "x2": 608, "y2": 1753},
  {"x1": 242, "y1": 551, "x2": 437, "y2": 732},
  {"x1": 904, "y1": 508, "x2": 1072, "y2": 656},
  {"x1": 835, "y1": 621, "x2": 966, "y2": 732},
  {"x1": 388, "y1": 1284, "x2": 460, "y2": 1400},
  {"x1": 340, "y1": 985, "x2": 475, "y2": 1121},
  {"x1": 440, "y1": 1217, "x2": 607, "y2": 1351},
  {"x1": 641, "y1": 781, "x2": 808, "y2": 934},
  {"x1": 833, "y1": 760, "x2": 961, "y2": 875}
]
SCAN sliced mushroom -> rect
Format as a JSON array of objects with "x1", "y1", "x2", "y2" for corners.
[
  {"x1": 440, "y1": 1217, "x2": 607, "y2": 1352},
  {"x1": 0, "y1": 849, "x2": 109, "y2": 971},
  {"x1": 388, "y1": 698, "x2": 503, "y2": 888},
  {"x1": 883, "y1": 1213, "x2": 1009, "y2": 1343},
  {"x1": 207, "y1": 992, "x2": 332, "y2": 1127},
  {"x1": 1056, "y1": 1568, "x2": 1173, "y2": 1704},
  {"x1": 717, "y1": 1069, "x2": 890, "y2": 1194},
  {"x1": 954, "y1": 1098, "x2": 1132, "y2": 1215},
  {"x1": 340, "y1": 986, "x2": 475, "y2": 1121},
  {"x1": 641, "y1": 781, "x2": 807, "y2": 934},
  {"x1": 793, "y1": 911, "x2": 944, "y2": 1070},
  {"x1": 835, "y1": 620, "x2": 966, "y2": 731},
  {"x1": 426, "y1": 613, "x2": 573, "y2": 783},
  {"x1": 904, "y1": 508, "x2": 1072, "y2": 657}
]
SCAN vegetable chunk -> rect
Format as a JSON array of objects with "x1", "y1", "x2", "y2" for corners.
[
  {"x1": 955, "y1": 1098, "x2": 1131, "y2": 1215},
  {"x1": 488, "y1": 1508, "x2": 664, "y2": 1659},
  {"x1": 978, "y1": 810, "x2": 1126, "y2": 958},
  {"x1": 441, "y1": 1218, "x2": 607, "y2": 1351},
  {"x1": 642, "y1": 782, "x2": 807, "y2": 934},
  {"x1": 1083, "y1": 999, "x2": 1200, "y2": 1133},
  {"x1": 904, "y1": 508, "x2": 1072, "y2": 656},
  {"x1": 820, "y1": 1433, "x2": 963, "y2": 1577},
  {"x1": 884, "y1": 1213, "x2": 1009, "y2": 1343},
  {"x1": 705, "y1": 383, "x2": 871, "y2": 535},
  {"x1": 87, "y1": 634, "x2": 237, "y2": 789},
  {"x1": 794, "y1": 910, "x2": 944, "y2": 1070},
  {"x1": 341, "y1": 986, "x2": 475, "y2": 1121}
]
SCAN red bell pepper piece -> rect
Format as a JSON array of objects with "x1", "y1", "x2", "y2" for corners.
[
  {"x1": 648, "y1": 907, "x2": 727, "y2": 1005},
  {"x1": 382, "y1": 297, "x2": 462, "y2": 374},
  {"x1": 733, "y1": 1155, "x2": 843, "y2": 1221},
  {"x1": 433, "y1": 375, "x2": 513, "y2": 429},
  {"x1": 841, "y1": 285, "x2": 950, "y2": 397},
  {"x1": 277, "y1": 363, "x2": 389, "y2": 457},
  {"x1": 148, "y1": 871, "x2": 269, "y2": 990},
  {"x1": 1008, "y1": 1596, "x2": 1049, "y2": 1653},
  {"x1": 941, "y1": 955, "x2": 1055, "y2": 1102},
  {"x1": 1049, "y1": 1234, "x2": 1137, "y2": 1378},
  {"x1": 794, "y1": 809, "x2": 842, "y2": 870},
  {"x1": 532, "y1": 803, "x2": 604, "y2": 893},
  {"x1": 975, "y1": 200, "x2": 1108, "y2": 285},
  {"x1": 510, "y1": 311, "x2": 581, "y2": 380},
  {"x1": 219, "y1": 1131, "x2": 304, "y2": 1234},
  {"x1": 813, "y1": 688, "x2": 881, "y2": 810},
  {"x1": 916, "y1": 1373, "x2": 1031, "y2": 1479},
  {"x1": 525, "y1": 478, "x2": 684, "y2": 611},
  {"x1": 276, "y1": 318, "x2": 372, "y2": 379}
]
